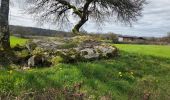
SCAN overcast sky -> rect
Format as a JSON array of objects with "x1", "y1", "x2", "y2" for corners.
[{"x1": 9, "y1": 0, "x2": 170, "y2": 37}]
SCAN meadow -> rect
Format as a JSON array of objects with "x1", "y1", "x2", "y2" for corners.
[
  {"x1": 10, "y1": 36, "x2": 28, "y2": 47},
  {"x1": 115, "y1": 44, "x2": 170, "y2": 58},
  {"x1": 0, "y1": 37, "x2": 170, "y2": 99}
]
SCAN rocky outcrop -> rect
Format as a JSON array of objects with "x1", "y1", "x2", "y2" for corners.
[
  {"x1": 26, "y1": 39, "x2": 65, "y2": 51},
  {"x1": 25, "y1": 37, "x2": 118, "y2": 67}
]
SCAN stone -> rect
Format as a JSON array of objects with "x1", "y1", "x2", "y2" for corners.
[
  {"x1": 28, "y1": 55, "x2": 35, "y2": 67},
  {"x1": 79, "y1": 40, "x2": 101, "y2": 49},
  {"x1": 94, "y1": 45, "x2": 117, "y2": 57},
  {"x1": 27, "y1": 55, "x2": 51, "y2": 67},
  {"x1": 26, "y1": 37, "x2": 118, "y2": 65},
  {"x1": 26, "y1": 39, "x2": 65, "y2": 51},
  {"x1": 80, "y1": 48, "x2": 99, "y2": 59},
  {"x1": 26, "y1": 42, "x2": 37, "y2": 52},
  {"x1": 23, "y1": 66, "x2": 31, "y2": 70}
]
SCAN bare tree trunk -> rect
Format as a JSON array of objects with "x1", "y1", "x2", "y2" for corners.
[
  {"x1": 72, "y1": 18, "x2": 88, "y2": 35},
  {"x1": 72, "y1": 0, "x2": 92, "y2": 35},
  {"x1": 0, "y1": 0, "x2": 10, "y2": 50}
]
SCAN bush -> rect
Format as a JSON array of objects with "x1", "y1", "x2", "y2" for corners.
[
  {"x1": 15, "y1": 50, "x2": 30, "y2": 58},
  {"x1": 51, "y1": 56, "x2": 64, "y2": 65},
  {"x1": 32, "y1": 47, "x2": 45, "y2": 56}
]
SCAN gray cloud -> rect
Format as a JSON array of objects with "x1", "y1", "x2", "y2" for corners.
[{"x1": 10, "y1": 0, "x2": 170, "y2": 37}]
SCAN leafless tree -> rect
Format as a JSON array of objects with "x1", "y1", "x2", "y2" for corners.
[
  {"x1": 0, "y1": 0, "x2": 10, "y2": 49},
  {"x1": 25, "y1": 0, "x2": 146, "y2": 35}
]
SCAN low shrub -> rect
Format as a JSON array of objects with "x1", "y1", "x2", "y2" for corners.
[{"x1": 51, "y1": 56, "x2": 64, "y2": 65}]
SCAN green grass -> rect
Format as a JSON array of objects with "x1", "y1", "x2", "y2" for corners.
[
  {"x1": 10, "y1": 36, "x2": 28, "y2": 47},
  {"x1": 115, "y1": 44, "x2": 170, "y2": 58},
  {"x1": 0, "y1": 42, "x2": 170, "y2": 99}
]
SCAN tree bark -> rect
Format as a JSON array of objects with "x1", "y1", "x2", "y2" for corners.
[
  {"x1": 0, "y1": 0, "x2": 10, "y2": 50},
  {"x1": 72, "y1": 18, "x2": 88, "y2": 35},
  {"x1": 72, "y1": 0, "x2": 92, "y2": 35}
]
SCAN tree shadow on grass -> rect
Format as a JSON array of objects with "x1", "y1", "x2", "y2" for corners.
[
  {"x1": 0, "y1": 50, "x2": 15, "y2": 68},
  {"x1": 0, "y1": 49, "x2": 30, "y2": 69}
]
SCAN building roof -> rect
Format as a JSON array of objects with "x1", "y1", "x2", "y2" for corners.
[{"x1": 118, "y1": 35, "x2": 145, "y2": 39}]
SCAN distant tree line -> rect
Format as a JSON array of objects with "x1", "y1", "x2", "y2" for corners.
[
  {"x1": 10, "y1": 25, "x2": 73, "y2": 37},
  {"x1": 159, "y1": 32, "x2": 170, "y2": 43},
  {"x1": 10, "y1": 24, "x2": 170, "y2": 45}
]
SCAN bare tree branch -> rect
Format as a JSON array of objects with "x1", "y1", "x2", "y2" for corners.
[{"x1": 25, "y1": 0, "x2": 147, "y2": 35}]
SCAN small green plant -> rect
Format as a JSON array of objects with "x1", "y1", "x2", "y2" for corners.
[
  {"x1": 15, "y1": 50, "x2": 30, "y2": 58},
  {"x1": 51, "y1": 56, "x2": 64, "y2": 65},
  {"x1": 32, "y1": 47, "x2": 45, "y2": 56},
  {"x1": 58, "y1": 42, "x2": 78, "y2": 49}
]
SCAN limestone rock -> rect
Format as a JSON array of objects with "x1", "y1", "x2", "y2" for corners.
[
  {"x1": 26, "y1": 37, "x2": 118, "y2": 65},
  {"x1": 28, "y1": 55, "x2": 51, "y2": 67},
  {"x1": 94, "y1": 45, "x2": 117, "y2": 57},
  {"x1": 80, "y1": 48, "x2": 99, "y2": 59},
  {"x1": 26, "y1": 39, "x2": 65, "y2": 51},
  {"x1": 28, "y1": 56, "x2": 35, "y2": 67}
]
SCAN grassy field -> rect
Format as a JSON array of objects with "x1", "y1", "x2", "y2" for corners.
[
  {"x1": 0, "y1": 37, "x2": 170, "y2": 99},
  {"x1": 10, "y1": 36, "x2": 28, "y2": 47},
  {"x1": 115, "y1": 44, "x2": 170, "y2": 58}
]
